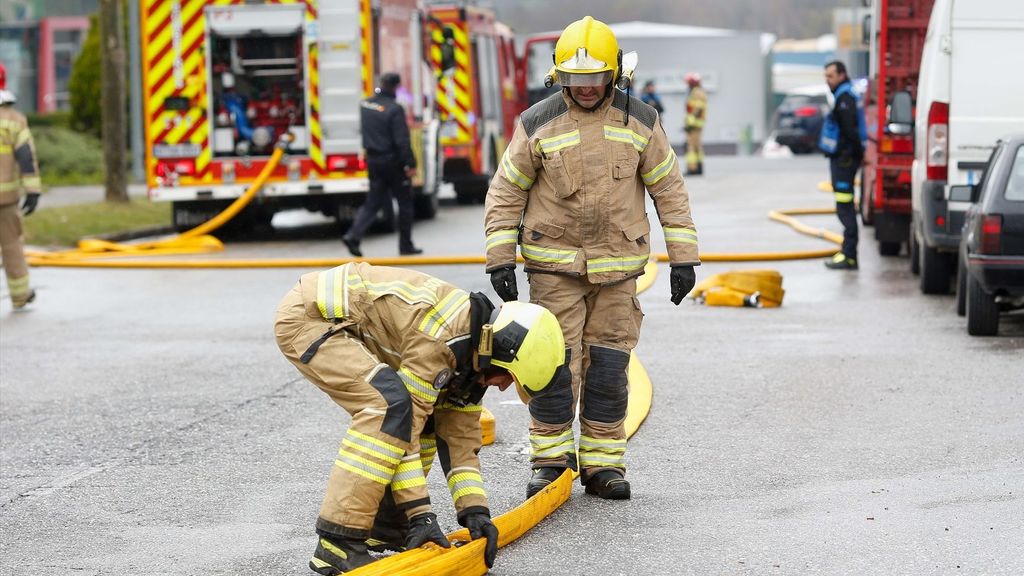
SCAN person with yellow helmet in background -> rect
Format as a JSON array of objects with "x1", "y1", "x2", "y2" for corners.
[
  {"x1": 274, "y1": 262, "x2": 567, "y2": 574},
  {"x1": 0, "y1": 62, "x2": 42, "y2": 310},
  {"x1": 484, "y1": 16, "x2": 699, "y2": 501},
  {"x1": 684, "y1": 72, "x2": 707, "y2": 176}
]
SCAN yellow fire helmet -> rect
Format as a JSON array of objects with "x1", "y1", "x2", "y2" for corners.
[
  {"x1": 483, "y1": 301, "x2": 566, "y2": 403},
  {"x1": 553, "y1": 16, "x2": 620, "y2": 87}
]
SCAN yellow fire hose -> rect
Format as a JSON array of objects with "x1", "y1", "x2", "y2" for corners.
[
  {"x1": 25, "y1": 135, "x2": 293, "y2": 266},
  {"x1": 26, "y1": 208, "x2": 841, "y2": 269},
  {"x1": 346, "y1": 264, "x2": 658, "y2": 576}
]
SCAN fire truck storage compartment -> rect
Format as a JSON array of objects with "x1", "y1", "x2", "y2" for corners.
[{"x1": 207, "y1": 4, "x2": 308, "y2": 158}]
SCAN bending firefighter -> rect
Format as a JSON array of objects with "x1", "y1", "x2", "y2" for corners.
[
  {"x1": 0, "y1": 64, "x2": 41, "y2": 310},
  {"x1": 684, "y1": 73, "x2": 706, "y2": 176},
  {"x1": 484, "y1": 16, "x2": 699, "y2": 501},
  {"x1": 274, "y1": 263, "x2": 567, "y2": 574}
]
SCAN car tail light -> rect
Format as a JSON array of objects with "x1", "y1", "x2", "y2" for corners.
[
  {"x1": 980, "y1": 214, "x2": 1002, "y2": 255},
  {"x1": 935, "y1": 215, "x2": 945, "y2": 229},
  {"x1": 793, "y1": 106, "x2": 819, "y2": 118},
  {"x1": 926, "y1": 101, "x2": 948, "y2": 181},
  {"x1": 327, "y1": 154, "x2": 366, "y2": 172}
]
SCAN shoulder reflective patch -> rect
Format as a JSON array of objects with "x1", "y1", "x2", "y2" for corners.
[{"x1": 501, "y1": 150, "x2": 534, "y2": 191}]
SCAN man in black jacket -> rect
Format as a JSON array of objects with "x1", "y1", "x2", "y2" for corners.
[
  {"x1": 823, "y1": 60, "x2": 864, "y2": 270},
  {"x1": 343, "y1": 72, "x2": 422, "y2": 257}
]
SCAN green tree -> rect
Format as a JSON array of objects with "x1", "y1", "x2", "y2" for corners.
[{"x1": 69, "y1": 13, "x2": 101, "y2": 137}]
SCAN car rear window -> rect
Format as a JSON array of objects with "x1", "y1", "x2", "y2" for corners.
[{"x1": 1007, "y1": 145, "x2": 1024, "y2": 201}]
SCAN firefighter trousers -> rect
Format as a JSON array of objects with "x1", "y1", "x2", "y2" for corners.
[
  {"x1": 526, "y1": 272, "x2": 643, "y2": 482},
  {"x1": 830, "y1": 154, "x2": 861, "y2": 259},
  {"x1": 685, "y1": 127, "x2": 704, "y2": 172},
  {"x1": 0, "y1": 201, "x2": 31, "y2": 306},
  {"x1": 275, "y1": 284, "x2": 424, "y2": 539}
]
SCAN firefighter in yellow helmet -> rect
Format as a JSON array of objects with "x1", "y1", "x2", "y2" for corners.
[
  {"x1": 484, "y1": 16, "x2": 700, "y2": 501},
  {"x1": 274, "y1": 263, "x2": 567, "y2": 574},
  {"x1": 684, "y1": 72, "x2": 707, "y2": 175},
  {"x1": 0, "y1": 63, "x2": 42, "y2": 310}
]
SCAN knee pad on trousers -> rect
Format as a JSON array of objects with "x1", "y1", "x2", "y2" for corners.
[
  {"x1": 528, "y1": 348, "x2": 574, "y2": 425},
  {"x1": 369, "y1": 368, "x2": 413, "y2": 443},
  {"x1": 581, "y1": 346, "x2": 629, "y2": 424}
]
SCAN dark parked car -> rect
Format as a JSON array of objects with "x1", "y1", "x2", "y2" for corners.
[
  {"x1": 953, "y1": 135, "x2": 1024, "y2": 336},
  {"x1": 772, "y1": 91, "x2": 829, "y2": 154}
]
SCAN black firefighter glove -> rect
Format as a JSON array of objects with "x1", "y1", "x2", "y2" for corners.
[
  {"x1": 21, "y1": 192, "x2": 40, "y2": 216},
  {"x1": 405, "y1": 512, "x2": 451, "y2": 550},
  {"x1": 670, "y1": 265, "x2": 696, "y2": 305},
  {"x1": 461, "y1": 510, "x2": 499, "y2": 568},
  {"x1": 488, "y1": 266, "x2": 518, "y2": 302}
]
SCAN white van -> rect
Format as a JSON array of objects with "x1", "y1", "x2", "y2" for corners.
[{"x1": 911, "y1": 0, "x2": 1024, "y2": 294}]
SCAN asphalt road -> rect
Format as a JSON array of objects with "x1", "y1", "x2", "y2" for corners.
[{"x1": 2, "y1": 156, "x2": 1021, "y2": 575}]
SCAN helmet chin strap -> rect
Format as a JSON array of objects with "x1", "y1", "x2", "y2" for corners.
[{"x1": 565, "y1": 81, "x2": 613, "y2": 111}]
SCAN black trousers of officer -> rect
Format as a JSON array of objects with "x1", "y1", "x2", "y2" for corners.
[
  {"x1": 347, "y1": 157, "x2": 415, "y2": 251},
  {"x1": 830, "y1": 152, "x2": 861, "y2": 259}
]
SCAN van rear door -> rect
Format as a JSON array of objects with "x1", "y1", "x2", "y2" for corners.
[{"x1": 948, "y1": 0, "x2": 1024, "y2": 187}]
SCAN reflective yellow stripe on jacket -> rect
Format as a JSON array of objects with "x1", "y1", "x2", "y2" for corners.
[
  {"x1": 663, "y1": 227, "x2": 698, "y2": 245},
  {"x1": 418, "y1": 289, "x2": 470, "y2": 338},
  {"x1": 642, "y1": 150, "x2": 678, "y2": 186},
  {"x1": 603, "y1": 125, "x2": 649, "y2": 153},
  {"x1": 586, "y1": 255, "x2": 649, "y2": 275},
  {"x1": 536, "y1": 129, "x2": 581, "y2": 155},
  {"x1": 501, "y1": 150, "x2": 534, "y2": 191},
  {"x1": 485, "y1": 229, "x2": 518, "y2": 251},
  {"x1": 447, "y1": 468, "x2": 486, "y2": 501},
  {"x1": 399, "y1": 367, "x2": 440, "y2": 403},
  {"x1": 521, "y1": 243, "x2": 577, "y2": 265}
]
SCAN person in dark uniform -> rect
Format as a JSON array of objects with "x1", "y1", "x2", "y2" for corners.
[
  {"x1": 343, "y1": 72, "x2": 422, "y2": 257},
  {"x1": 821, "y1": 60, "x2": 865, "y2": 270}
]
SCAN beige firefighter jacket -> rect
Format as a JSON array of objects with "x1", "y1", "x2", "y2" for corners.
[
  {"x1": 685, "y1": 86, "x2": 707, "y2": 130},
  {"x1": 484, "y1": 89, "x2": 699, "y2": 284},
  {"x1": 299, "y1": 262, "x2": 489, "y2": 517},
  {"x1": 0, "y1": 106, "x2": 41, "y2": 206}
]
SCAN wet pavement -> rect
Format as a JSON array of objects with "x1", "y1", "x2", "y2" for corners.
[{"x1": 2, "y1": 156, "x2": 1021, "y2": 575}]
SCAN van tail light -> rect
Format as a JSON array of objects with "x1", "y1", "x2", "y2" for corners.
[
  {"x1": 793, "y1": 106, "x2": 819, "y2": 118},
  {"x1": 327, "y1": 154, "x2": 366, "y2": 172},
  {"x1": 926, "y1": 101, "x2": 948, "y2": 181},
  {"x1": 980, "y1": 214, "x2": 1002, "y2": 255}
]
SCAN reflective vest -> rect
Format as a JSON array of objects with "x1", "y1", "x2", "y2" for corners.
[{"x1": 818, "y1": 82, "x2": 867, "y2": 155}]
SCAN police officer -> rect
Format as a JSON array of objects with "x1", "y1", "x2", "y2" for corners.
[
  {"x1": 343, "y1": 73, "x2": 421, "y2": 257},
  {"x1": 484, "y1": 16, "x2": 699, "y2": 501},
  {"x1": 0, "y1": 64, "x2": 41, "y2": 310},
  {"x1": 684, "y1": 73, "x2": 707, "y2": 176},
  {"x1": 275, "y1": 263, "x2": 568, "y2": 574},
  {"x1": 821, "y1": 60, "x2": 865, "y2": 270}
]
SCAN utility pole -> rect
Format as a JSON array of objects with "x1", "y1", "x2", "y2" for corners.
[{"x1": 100, "y1": 0, "x2": 128, "y2": 203}]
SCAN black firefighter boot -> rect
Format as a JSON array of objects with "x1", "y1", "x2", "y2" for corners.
[
  {"x1": 365, "y1": 488, "x2": 407, "y2": 553},
  {"x1": 584, "y1": 469, "x2": 631, "y2": 500},
  {"x1": 309, "y1": 534, "x2": 375, "y2": 575},
  {"x1": 526, "y1": 466, "x2": 564, "y2": 499}
]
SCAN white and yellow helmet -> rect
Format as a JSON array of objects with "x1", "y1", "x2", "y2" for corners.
[{"x1": 484, "y1": 301, "x2": 566, "y2": 403}]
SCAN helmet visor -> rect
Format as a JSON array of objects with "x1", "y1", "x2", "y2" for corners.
[{"x1": 556, "y1": 70, "x2": 614, "y2": 87}]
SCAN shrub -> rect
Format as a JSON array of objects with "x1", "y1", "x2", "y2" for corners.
[
  {"x1": 68, "y1": 13, "x2": 101, "y2": 137},
  {"x1": 32, "y1": 126, "x2": 104, "y2": 185}
]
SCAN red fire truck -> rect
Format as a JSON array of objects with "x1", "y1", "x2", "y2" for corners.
[
  {"x1": 862, "y1": 0, "x2": 936, "y2": 255},
  {"x1": 140, "y1": 0, "x2": 443, "y2": 232},
  {"x1": 425, "y1": 5, "x2": 520, "y2": 204}
]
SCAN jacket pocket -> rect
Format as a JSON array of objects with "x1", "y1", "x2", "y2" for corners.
[
  {"x1": 621, "y1": 215, "x2": 650, "y2": 245},
  {"x1": 541, "y1": 150, "x2": 577, "y2": 198},
  {"x1": 612, "y1": 143, "x2": 640, "y2": 180},
  {"x1": 524, "y1": 220, "x2": 566, "y2": 242}
]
